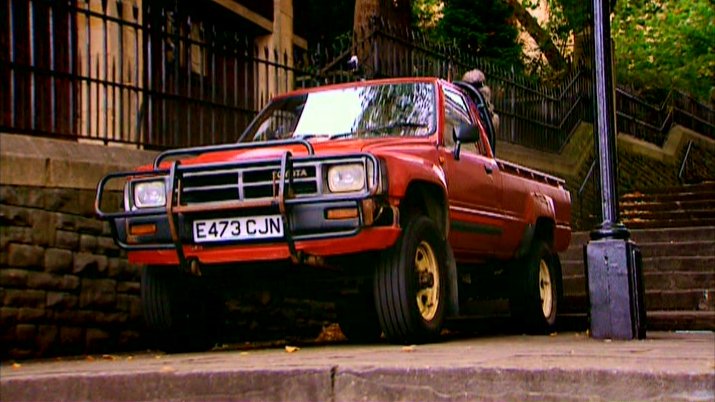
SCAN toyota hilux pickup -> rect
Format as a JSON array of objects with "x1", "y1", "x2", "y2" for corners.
[{"x1": 95, "y1": 77, "x2": 571, "y2": 348}]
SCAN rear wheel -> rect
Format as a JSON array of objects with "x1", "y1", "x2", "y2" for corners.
[
  {"x1": 141, "y1": 265, "x2": 217, "y2": 352},
  {"x1": 374, "y1": 215, "x2": 447, "y2": 344},
  {"x1": 509, "y1": 239, "x2": 562, "y2": 333}
]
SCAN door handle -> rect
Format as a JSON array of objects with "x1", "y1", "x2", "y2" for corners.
[{"x1": 484, "y1": 165, "x2": 493, "y2": 174}]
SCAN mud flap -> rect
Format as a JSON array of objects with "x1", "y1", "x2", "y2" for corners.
[{"x1": 445, "y1": 243, "x2": 459, "y2": 317}]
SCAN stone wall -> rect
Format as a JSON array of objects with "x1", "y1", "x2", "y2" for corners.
[
  {"x1": 0, "y1": 135, "x2": 156, "y2": 359},
  {"x1": 1, "y1": 186, "x2": 143, "y2": 358}
]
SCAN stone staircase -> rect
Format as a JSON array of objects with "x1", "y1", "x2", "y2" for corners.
[
  {"x1": 560, "y1": 182, "x2": 715, "y2": 331},
  {"x1": 619, "y1": 181, "x2": 715, "y2": 229}
]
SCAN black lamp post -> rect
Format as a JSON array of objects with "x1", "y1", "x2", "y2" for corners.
[{"x1": 585, "y1": 0, "x2": 647, "y2": 340}]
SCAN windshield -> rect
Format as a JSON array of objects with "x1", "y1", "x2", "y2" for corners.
[{"x1": 241, "y1": 82, "x2": 436, "y2": 142}]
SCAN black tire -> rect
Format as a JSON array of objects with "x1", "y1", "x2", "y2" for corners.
[
  {"x1": 374, "y1": 215, "x2": 448, "y2": 344},
  {"x1": 141, "y1": 265, "x2": 216, "y2": 352},
  {"x1": 336, "y1": 290, "x2": 382, "y2": 343},
  {"x1": 509, "y1": 239, "x2": 562, "y2": 333}
]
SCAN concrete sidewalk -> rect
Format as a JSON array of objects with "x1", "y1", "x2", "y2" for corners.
[{"x1": 1, "y1": 331, "x2": 713, "y2": 401}]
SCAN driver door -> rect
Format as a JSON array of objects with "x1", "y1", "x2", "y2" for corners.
[{"x1": 441, "y1": 87, "x2": 504, "y2": 260}]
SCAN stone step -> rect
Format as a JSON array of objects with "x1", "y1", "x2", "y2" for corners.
[
  {"x1": 568, "y1": 227, "x2": 715, "y2": 249},
  {"x1": 646, "y1": 311, "x2": 715, "y2": 331},
  {"x1": 620, "y1": 190, "x2": 715, "y2": 205},
  {"x1": 621, "y1": 209, "x2": 715, "y2": 222},
  {"x1": 557, "y1": 311, "x2": 715, "y2": 331},
  {"x1": 562, "y1": 272, "x2": 714, "y2": 297},
  {"x1": 619, "y1": 199, "x2": 715, "y2": 213},
  {"x1": 560, "y1": 239, "x2": 715, "y2": 261},
  {"x1": 561, "y1": 289, "x2": 714, "y2": 313},
  {"x1": 621, "y1": 181, "x2": 715, "y2": 197},
  {"x1": 562, "y1": 256, "x2": 715, "y2": 277},
  {"x1": 624, "y1": 217, "x2": 715, "y2": 229}
]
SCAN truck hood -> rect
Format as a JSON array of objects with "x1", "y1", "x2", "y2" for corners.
[{"x1": 152, "y1": 137, "x2": 436, "y2": 169}]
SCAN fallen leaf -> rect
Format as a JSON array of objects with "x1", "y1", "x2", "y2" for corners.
[
  {"x1": 101, "y1": 354, "x2": 116, "y2": 361},
  {"x1": 85, "y1": 356, "x2": 95, "y2": 361},
  {"x1": 402, "y1": 345, "x2": 417, "y2": 352},
  {"x1": 11, "y1": 363, "x2": 21, "y2": 370},
  {"x1": 160, "y1": 365, "x2": 175, "y2": 373},
  {"x1": 126, "y1": 356, "x2": 134, "y2": 361},
  {"x1": 549, "y1": 332, "x2": 558, "y2": 337},
  {"x1": 285, "y1": 346, "x2": 300, "y2": 353},
  {"x1": 240, "y1": 352, "x2": 249, "y2": 356}
]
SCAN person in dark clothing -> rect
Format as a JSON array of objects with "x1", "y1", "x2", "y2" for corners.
[{"x1": 459, "y1": 69, "x2": 499, "y2": 154}]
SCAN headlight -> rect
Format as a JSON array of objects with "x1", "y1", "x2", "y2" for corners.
[
  {"x1": 132, "y1": 180, "x2": 166, "y2": 208},
  {"x1": 327, "y1": 163, "x2": 365, "y2": 193}
]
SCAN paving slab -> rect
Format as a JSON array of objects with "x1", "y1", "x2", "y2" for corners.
[{"x1": 1, "y1": 331, "x2": 713, "y2": 401}]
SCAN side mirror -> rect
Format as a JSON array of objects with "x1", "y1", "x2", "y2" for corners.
[{"x1": 452, "y1": 123, "x2": 478, "y2": 160}]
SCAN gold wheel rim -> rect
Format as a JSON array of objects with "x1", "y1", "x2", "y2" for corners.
[
  {"x1": 415, "y1": 240, "x2": 439, "y2": 321},
  {"x1": 539, "y1": 259, "x2": 553, "y2": 319}
]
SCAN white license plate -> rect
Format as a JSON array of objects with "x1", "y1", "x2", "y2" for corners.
[{"x1": 193, "y1": 215, "x2": 284, "y2": 243}]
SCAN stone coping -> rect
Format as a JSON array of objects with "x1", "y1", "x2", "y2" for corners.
[{"x1": 0, "y1": 134, "x2": 158, "y2": 190}]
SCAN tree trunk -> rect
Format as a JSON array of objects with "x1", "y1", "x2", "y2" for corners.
[
  {"x1": 506, "y1": 0, "x2": 567, "y2": 72},
  {"x1": 353, "y1": 0, "x2": 411, "y2": 31},
  {"x1": 353, "y1": 0, "x2": 412, "y2": 77}
]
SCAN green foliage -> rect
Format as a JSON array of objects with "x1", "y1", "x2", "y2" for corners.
[
  {"x1": 612, "y1": 0, "x2": 715, "y2": 102},
  {"x1": 436, "y1": 0, "x2": 523, "y2": 69},
  {"x1": 412, "y1": 0, "x2": 443, "y2": 29},
  {"x1": 520, "y1": 0, "x2": 591, "y2": 63}
]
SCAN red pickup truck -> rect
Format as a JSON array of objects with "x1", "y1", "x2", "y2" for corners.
[{"x1": 96, "y1": 77, "x2": 571, "y2": 348}]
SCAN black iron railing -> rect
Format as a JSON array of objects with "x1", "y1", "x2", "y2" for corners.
[
  {"x1": 2, "y1": 2, "x2": 713, "y2": 152},
  {"x1": 1, "y1": 0, "x2": 333, "y2": 149}
]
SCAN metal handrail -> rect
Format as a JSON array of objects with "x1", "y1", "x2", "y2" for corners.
[
  {"x1": 678, "y1": 140, "x2": 694, "y2": 183},
  {"x1": 578, "y1": 159, "x2": 597, "y2": 197}
]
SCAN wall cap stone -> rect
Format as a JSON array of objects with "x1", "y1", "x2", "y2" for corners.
[
  {"x1": 498, "y1": 124, "x2": 714, "y2": 178},
  {"x1": 0, "y1": 133, "x2": 158, "y2": 190}
]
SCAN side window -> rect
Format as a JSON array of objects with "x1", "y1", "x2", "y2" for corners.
[{"x1": 443, "y1": 89, "x2": 481, "y2": 154}]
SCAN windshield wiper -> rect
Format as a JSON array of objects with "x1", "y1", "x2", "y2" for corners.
[
  {"x1": 327, "y1": 132, "x2": 356, "y2": 140},
  {"x1": 362, "y1": 121, "x2": 428, "y2": 136}
]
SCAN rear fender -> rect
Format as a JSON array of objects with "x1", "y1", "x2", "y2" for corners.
[{"x1": 515, "y1": 193, "x2": 556, "y2": 258}]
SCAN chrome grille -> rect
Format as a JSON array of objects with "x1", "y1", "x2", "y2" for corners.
[{"x1": 180, "y1": 164, "x2": 320, "y2": 205}]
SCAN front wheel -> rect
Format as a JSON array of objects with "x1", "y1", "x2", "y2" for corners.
[
  {"x1": 141, "y1": 265, "x2": 217, "y2": 352},
  {"x1": 374, "y1": 215, "x2": 448, "y2": 344},
  {"x1": 509, "y1": 239, "x2": 562, "y2": 333}
]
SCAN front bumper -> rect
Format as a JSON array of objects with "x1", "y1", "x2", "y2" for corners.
[{"x1": 96, "y1": 144, "x2": 398, "y2": 266}]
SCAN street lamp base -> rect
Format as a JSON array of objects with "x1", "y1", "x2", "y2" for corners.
[
  {"x1": 590, "y1": 221, "x2": 631, "y2": 241},
  {"x1": 585, "y1": 238, "x2": 647, "y2": 340}
]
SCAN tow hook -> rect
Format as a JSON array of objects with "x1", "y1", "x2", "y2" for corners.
[{"x1": 186, "y1": 258, "x2": 202, "y2": 277}]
